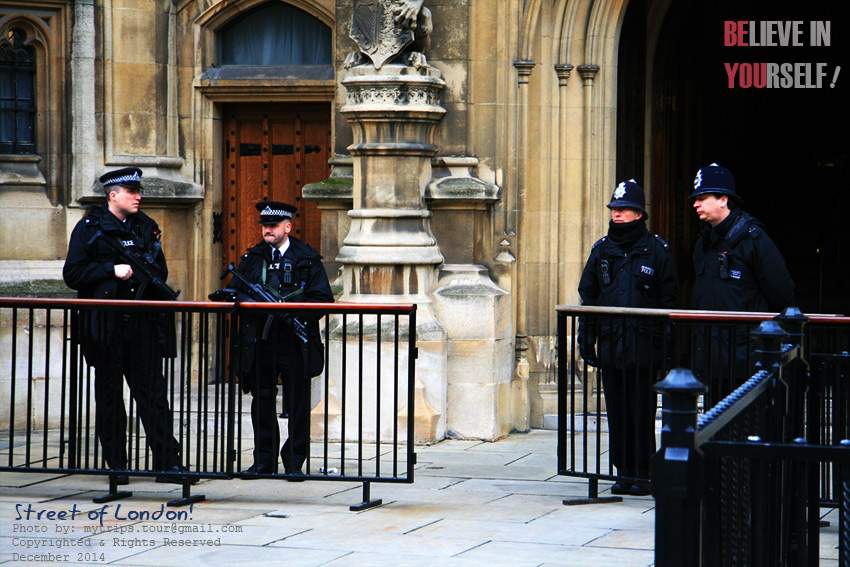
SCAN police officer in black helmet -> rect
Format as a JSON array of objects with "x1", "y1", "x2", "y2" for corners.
[
  {"x1": 230, "y1": 201, "x2": 333, "y2": 478},
  {"x1": 689, "y1": 163, "x2": 794, "y2": 402},
  {"x1": 578, "y1": 180, "x2": 678, "y2": 496}
]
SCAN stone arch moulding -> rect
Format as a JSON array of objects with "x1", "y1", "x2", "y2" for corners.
[
  {"x1": 0, "y1": 12, "x2": 64, "y2": 205},
  {"x1": 519, "y1": 0, "x2": 543, "y2": 62},
  {"x1": 548, "y1": 0, "x2": 633, "y2": 214},
  {"x1": 189, "y1": 0, "x2": 333, "y2": 73},
  {"x1": 585, "y1": 0, "x2": 632, "y2": 65},
  {"x1": 188, "y1": 0, "x2": 332, "y2": 30},
  {"x1": 584, "y1": 0, "x2": 632, "y2": 217},
  {"x1": 0, "y1": 13, "x2": 52, "y2": 50}
]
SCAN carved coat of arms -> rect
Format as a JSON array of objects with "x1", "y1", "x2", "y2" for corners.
[{"x1": 350, "y1": 0, "x2": 415, "y2": 69}]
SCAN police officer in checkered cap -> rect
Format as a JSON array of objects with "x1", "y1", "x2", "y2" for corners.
[
  {"x1": 256, "y1": 200, "x2": 297, "y2": 224},
  {"x1": 229, "y1": 199, "x2": 333, "y2": 478},
  {"x1": 577, "y1": 179, "x2": 678, "y2": 496},
  {"x1": 63, "y1": 167, "x2": 190, "y2": 485},
  {"x1": 690, "y1": 163, "x2": 795, "y2": 403}
]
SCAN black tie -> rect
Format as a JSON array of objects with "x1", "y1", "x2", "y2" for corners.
[{"x1": 273, "y1": 249, "x2": 281, "y2": 263}]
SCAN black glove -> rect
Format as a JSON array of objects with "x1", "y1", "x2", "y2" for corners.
[
  {"x1": 208, "y1": 288, "x2": 237, "y2": 302},
  {"x1": 579, "y1": 342, "x2": 598, "y2": 367}
]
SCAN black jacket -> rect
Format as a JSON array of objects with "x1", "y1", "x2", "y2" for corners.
[
  {"x1": 578, "y1": 224, "x2": 679, "y2": 369},
  {"x1": 63, "y1": 203, "x2": 172, "y2": 354},
  {"x1": 230, "y1": 237, "x2": 334, "y2": 377},
  {"x1": 690, "y1": 209, "x2": 795, "y2": 394},
  {"x1": 691, "y1": 209, "x2": 794, "y2": 313},
  {"x1": 232, "y1": 238, "x2": 333, "y2": 306},
  {"x1": 64, "y1": 203, "x2": 168, "y2": 300}
]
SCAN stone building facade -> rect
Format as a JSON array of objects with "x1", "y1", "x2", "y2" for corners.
[{"x1": 1, "y1": 0, "x2": 846, "y2": 438}]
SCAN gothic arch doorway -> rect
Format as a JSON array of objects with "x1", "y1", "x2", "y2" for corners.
[
  {"x1": 617, "y1": 0, "x2": 849, "y2": 314},
  {"x1": 197, "y1": 0, "x2": 335, "y2": 270}
]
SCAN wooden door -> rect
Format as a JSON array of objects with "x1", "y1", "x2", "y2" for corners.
[{"x1": 222, "y1": 103, "x2": 331, "y2": 269}]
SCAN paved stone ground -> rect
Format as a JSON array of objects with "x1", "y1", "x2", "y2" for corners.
[{"x1": 0, "y1": 429, "x2": 841, "y2": 566}]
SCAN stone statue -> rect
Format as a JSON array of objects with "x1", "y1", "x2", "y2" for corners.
[{"x1": 345, "y1": 0, "x2": 433, "y2": 70}]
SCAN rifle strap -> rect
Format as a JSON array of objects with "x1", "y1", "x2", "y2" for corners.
[{"x1": 261, "y1": 260, "x2": 286, "y2": 302}]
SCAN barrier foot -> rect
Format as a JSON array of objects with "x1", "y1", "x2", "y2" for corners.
[
  {"x1": 167, "y1": 483, "x2": 205, "y2": 508},
  {"x1": 562, "y1": 478, "x2": 624, "y2": 506},
  {"x1": 93, "y1": 476, "x2": 132, "y2": 504},
  {"x1": 350, "y1": 481, "x2": 382, "y2": 512},
  {"x1": 563, "y1": 495, "x2": 623, "y2": 506}
]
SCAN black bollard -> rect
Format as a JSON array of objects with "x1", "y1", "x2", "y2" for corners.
[{"x1": 653, "y1": 368, "x2": 706, "y2": 567}]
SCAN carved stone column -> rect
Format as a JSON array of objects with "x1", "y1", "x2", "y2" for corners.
[
  {"x1": 327, "y1": 63, "x2": 448, "y2": 442},
  {"x1": 577, "y1": 64, "x2": 601, "y2": 262},
  {"x1": 338, "y1": 65, "x2": 446, "y2": 281},
  {"x1": 540, "y1": 63, "x2": 575, "y2": 428}
]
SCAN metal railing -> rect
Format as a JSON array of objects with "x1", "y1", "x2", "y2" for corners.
[
  {"x1": 556, "y1": 305, "x2": 850, "y2": 506},
  {"x1": 653, "y1": 311, "x2": 850, "y2": 566},
  {"x1": 0, "y1": 297, "x2": 417, "y2": 510},
  {"x1": 557, "y1": 306, "x2": 672, "y2": 502}
]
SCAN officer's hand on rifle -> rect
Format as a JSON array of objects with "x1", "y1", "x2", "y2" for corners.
[{"x1": 114, "y1": 264, "x2": 133, "y2": 281}]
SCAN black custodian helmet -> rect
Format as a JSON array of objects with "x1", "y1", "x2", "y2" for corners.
[
  {"x1": 689, "y1": 163, "x2": 741, "y2": 202},
  {"x1": 607, "y1": 179, "x2": 647, "y2": 215}
]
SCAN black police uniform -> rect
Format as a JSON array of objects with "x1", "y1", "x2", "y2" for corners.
[
  {"x1": 578, "y1": 181, "x2": 680, "y2": 491},
  {"x1": 691, "y1": 207, "x2": 795, "y2": 401},
  {"x1": 232, "y1": 237, "x2": 333, "y2": 475},
  {"x1": 63, "y1": 202, "x2": 181, "y2": 472},
  {"x1": 688, "y1": 163, "x2": 795, "y2": 403},
  {"x1": 578, "y1": 220, "x2": 678, "y2": 489}
]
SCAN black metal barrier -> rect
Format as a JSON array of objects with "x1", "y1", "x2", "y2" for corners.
[
  {"x1": 0, "y1": 297, "x2": 417, "y2": 510},
  {"x1": 556, "y1": 306, "x2": 672, "y2": 503},
  {"x1": 556, "y1": 305, "x2": 850, "y2": 507},
  {"x1": 653, "y1": 311, "x2": 850, "y2": 566}
]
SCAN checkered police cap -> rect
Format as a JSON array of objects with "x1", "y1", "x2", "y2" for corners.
[
  {"x1": 255, "y1": 201, "x2": 297, "y2": 224},
  {"x1": 99, "y1": 167, "x2": 143, "y2": 191}
]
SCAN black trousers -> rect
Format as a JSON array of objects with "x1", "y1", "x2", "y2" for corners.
[
  {"x1": 694, "y1": 325, "x2": 751, "y2": 407},
  {"x1": 600, "y1": 366, "x2": 657, "y2": 479},
  {"x1": 248, "y1": 339, "x2": 309, "y2": 472},
  {"x1": 93, "y1": 316, "x2": 180, "y2": 471}
]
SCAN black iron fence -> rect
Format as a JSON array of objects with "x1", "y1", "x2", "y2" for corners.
[
  {"x1": 0, "y1": 297, "x2": 417, "y2": 510},
  {"x1": 557, "y1": 306, "x2": 672, "y2": 502},
  {"x1": 556, "y1": 305, "x2": 850, "y2": 505},
  {"x1": 653, "y1": 311, "x2": 850, "y2": 566}
]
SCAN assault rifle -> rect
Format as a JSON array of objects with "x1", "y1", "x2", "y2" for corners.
[
  {"x1": 222, "y1": 263, "x2": 308, "y2": 343},
  {"x1": 90, "y1": 231, "x2": 180, "y2": 300}
]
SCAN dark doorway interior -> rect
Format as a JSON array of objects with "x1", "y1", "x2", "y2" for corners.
[{"x1": 618, "y1": 0, "x2": 849, "y2": 314}]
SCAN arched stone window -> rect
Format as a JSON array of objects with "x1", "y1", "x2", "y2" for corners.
[
  {"x1": 0, "y1": 28, "x2": 36, "y2": 154},
  {"x1": 217, "y1": 2, "x2": 331, "y2": 66}
]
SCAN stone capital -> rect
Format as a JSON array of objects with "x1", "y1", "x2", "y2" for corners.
[
  {"x1": 513, "y1": 60, "x2": 536, "y2": 85},
  {"x1": 577, "y1": 64, "x2": 600, "y2": 86},
  {"x1": 554, "y1": 64, "x2": 575, "y2": 87}
]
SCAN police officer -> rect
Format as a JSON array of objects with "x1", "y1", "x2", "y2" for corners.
[
  {"x1": 690, "y1": 163, "x2": 794, "y2": 401},
  {"x1": 578, "y1": 180, "x2": 678, "y2": 495},
  {"x1": 63, "y1": 167, "x2": 187, "y2": 484},
  {"x1": 231, "y1": 201, "x2": 333, "y2": 477}
]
